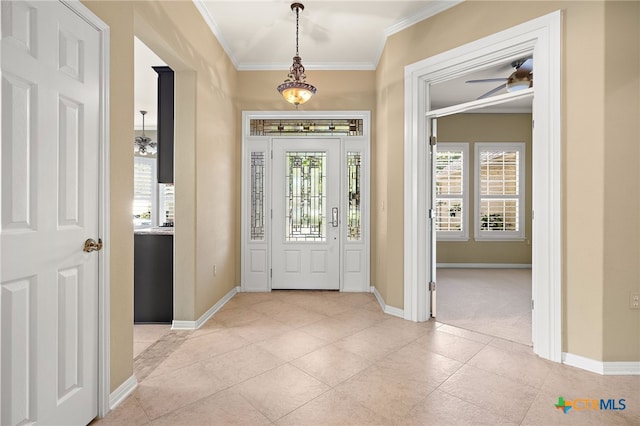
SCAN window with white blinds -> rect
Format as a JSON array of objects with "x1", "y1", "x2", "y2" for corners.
[
  {"x1": 133, "y1": 156, "x2": 157, "y2": 229},
  {"x1": 435, "y1": 143, "x2": 469, "y2": 240},
  {"x1": 475, "y1": 143, "x2": 525, "y2": 240}
]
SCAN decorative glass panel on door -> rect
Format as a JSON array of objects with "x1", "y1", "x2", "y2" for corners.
[
  {"x1": 285, "y1": 152, "x2": 326, "y2": 241},
  {"x1": 347, "y1": 152, "x2": 361, "y2": 240},
  {"x1": 250, "y1": 151, "x2": 265, "y2": 240}
]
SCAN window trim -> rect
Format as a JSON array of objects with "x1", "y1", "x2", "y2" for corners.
[
  {"x1": 474, "y1": 142, "x2": 525, "y2": 241},
  {"x1": 436, "y1": 142, "x2": 469, "y2": 241}
]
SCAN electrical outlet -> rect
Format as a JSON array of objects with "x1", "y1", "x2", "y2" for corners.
[{"x1": 630, "y1": 293, "x2": 640, "y2": 310}]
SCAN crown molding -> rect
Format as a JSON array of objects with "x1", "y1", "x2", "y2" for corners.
[
  {"x1": 192, "y1": 0, "x2": 239, "y2": 69},
  {"x1": 237, "y1": 62, "x2": 376, "y2": 72}
]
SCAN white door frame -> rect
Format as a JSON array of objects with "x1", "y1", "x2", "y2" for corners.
[
  {"x1": 241, "y1": 111, "x2": 371, "y2": 293},
  {"x1": 60, "y1": 0, "x2": 111, "y2": 417},
  {"x1": 403, "y1": 11, "x2": 562, "y2": 362}
]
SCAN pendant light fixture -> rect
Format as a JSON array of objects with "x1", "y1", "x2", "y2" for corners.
[
  {"x1": 134, "y1": 110, "x2": 157, "y2": 155},
  {"x1": 277, "y1": 2, "x2": 317, "y2": 107}
]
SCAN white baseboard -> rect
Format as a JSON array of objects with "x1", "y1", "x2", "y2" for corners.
[
  {"x1": 109, "y1": 375, "x2": 137, "y2": 411},
  {"x1": 437, "y1": 263, "x2": 532, "y2": 269},
  {"x1": 562, "y1": 352, "x2": 640, "y2": 375},
  {"x1": 371, "y1": 286, "x2": 404, "y2": 319},
  {"x1": 171, "y1": 286, "x2": 239, "y2": 330}
]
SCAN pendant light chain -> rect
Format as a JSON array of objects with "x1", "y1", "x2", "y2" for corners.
[{"x1": 295, "y1": 5, "x2": 300, "y2": 57}]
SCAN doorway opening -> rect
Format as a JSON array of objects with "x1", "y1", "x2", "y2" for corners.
[
  {"x1": 431, "y1": 98, "x2": 534, "y2": 345},
  {"x1": 403, "y1": 11, "x2": 561, "y2": 362}
]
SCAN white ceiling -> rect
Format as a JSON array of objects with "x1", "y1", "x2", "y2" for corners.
[
  {"x1": 194, "y1": 0, "x2": 463, "y2": 70},
  {"x1": 134, "y1": 0, "x2": 531, "y2": 128}
]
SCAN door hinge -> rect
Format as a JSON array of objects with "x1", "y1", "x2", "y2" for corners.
[
  {"x1": 430, "y1": 136, "x2": 437, "y2": 146},
  {"x1": 532, "y1": 120, "x2": 535, "y2": 129},
  {"x1": 429, "y1": 281, "x2": 436, "y2": 292},
  {"x1": 531, "y1": 299, "x2": 534, "y2": 310},
  {"x1": 428, "y1": 208, "x2": 434, "y2": 219},
  {"x1": 270, "y1": 268, "x2": 272, "y2": 278},
  {"x1": 271, "y1": 209, "x2": 273, "y2": 219}
]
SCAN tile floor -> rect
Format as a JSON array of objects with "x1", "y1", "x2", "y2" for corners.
[{"x1": 95, "y1": 291, "x2": 639, "y2": 425}]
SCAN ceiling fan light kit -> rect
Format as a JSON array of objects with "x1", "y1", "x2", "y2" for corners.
[
  {"x1": 134, "y1": 110, "x2": 157, "y2": 155},
  {"x1": 467, "y1": 57, "x2": 533, "y2": 99},
  {"x1": 277, "y1": 2, "x2": 317, "y2": 107}
]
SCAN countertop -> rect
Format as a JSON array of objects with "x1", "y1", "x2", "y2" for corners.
[{"x1": 134, "y1": 226, "x2": 174, "y2": 235}]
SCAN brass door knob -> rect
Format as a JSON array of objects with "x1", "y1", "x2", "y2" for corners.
[{"x1": 83, "y1": 238, "x2": 103, "y2": 253}]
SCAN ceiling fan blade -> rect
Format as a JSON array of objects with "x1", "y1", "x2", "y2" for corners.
[
  {"x1": 466, "y1": 78, "x2": 509, "y2": 83},
  {"x1": 518, "y1": 58, "x2": 533, "y2": 73},
  {"x1": 477, "y1": 84, "x2": 506, "y2": 99}
]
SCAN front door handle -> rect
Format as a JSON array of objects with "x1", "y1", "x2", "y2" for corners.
[
  {"x1": 331, "y1": 207, "x2": 339, "y2": 227},
  {"x1": 83, "y1": 238, "x2": 103, "y2": 253}
]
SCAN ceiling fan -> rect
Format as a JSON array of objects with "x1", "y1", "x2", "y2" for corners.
[{"x1": 466, "y1": 58, "x2": 533, "y2": 99}]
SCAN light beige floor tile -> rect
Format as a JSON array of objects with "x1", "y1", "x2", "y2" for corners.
[
  {"x1": 268, "y1": 305, "x2": 329, "y2": 328},
  {"x1": 276, "y1": 389, "x2": 390, "y2": 425},
  {"x1": 234, "y1": 364, "x2": 330, "y2": 421},
  {"x1": 377, "y1": 316, "x2": 438, "y2": 339},
  {"x1": 396, "y1": 389, "x2": 517, "y2": 426},
  {"x1": 438, "y1": 364, "x2": 538, "y2": 423},
  {"x1": 148, "y1": 329, "x2": 250, "y2": 378},
  {"x1": 212, "y1": 306, "x2": 267, "y2": 327},
  {"x1": 437, "y1": 323, "x2": 494, "y2": 344},
  {"x1": 188, "y1": 318, "x2": 226, "y2": 339},
  {"x1": 250, "y1": 299, "x2": 293, "y2": 315},
  {"x1": 135, "y1": 361, "x2": 227, "y2": 420},
  {"x1": 200, "y1": 343, "x2": 285, "y2": 387},
  {"x1": 305, "y1": 298, "x2": 353, "y2": 316},
  {"x1": 255, "y1": 329, "x2": 329, "y2": 362},
  {"x1": 415, "y1": 329, "x2": 486, "y2": 363},
  {"x1": 134, "y1": 341, "x2": 154, "y2": 359},
  {"x1": 292, "y1": 344, "x2": 372, "y2": 386},
  {"x1": 91, "y1": 396, "x2": 149, "y2": 426},
  {"x1": 333, "y1": 324, "x2": 420, "y2": 361},
  {"x1": 468, "y1": 344, "x2": 553, "y2": 388},
  {"x1": 232, "y1": 292, "x2": 278, "y2": 306},
  {"x1": 151, "y1": 389, "x2": 272, "y2": 426},
  {"x1": 488, "y1": 335, "x2": 535, "y2": 355},
  {"x1": 335, "y1": 365, "x2": 434, "y2": 419},
  {"x1": 298, "y1": 317, "x2": 359, "y2": 342},
  {"x1": 134, "y1": 324, "x2": 172, "y2": 343},
  {"x1": 229, "y1": 316, "x2": 293, "y2": 343},
  {"x1": 376, "y1": 341, "x2": 462, "y2": 386},
  {"x1": 332, "y1": 292, "x2": 377, "y2": 307},
  {"x1": 331, "y1": 308, "x2": 386, "y2": 331}
]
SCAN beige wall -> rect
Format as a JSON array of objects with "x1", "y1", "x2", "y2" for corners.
[
  {"x1": 602, "y1": 1, "x2": 640, "y2": 361},
  {"x1": 375, "y1": 0, "x2": 640, "y2": 362},
  {"x1": 437, "y1": 114, "x2": 532, "y2": 265},
  {"x1": 83, "y1": 0, "x2": 238, "y2": 392}
]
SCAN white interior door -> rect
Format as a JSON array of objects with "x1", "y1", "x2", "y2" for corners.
[
  {"x1": 272, "y1": 138, "x2": 340, "y2": 290},
  {"x1": 1, "y1": 1, "x2": 101, "y2": 424},
  {"x1": 429, "y1": 118, "x2": 437, "y2": 317}
]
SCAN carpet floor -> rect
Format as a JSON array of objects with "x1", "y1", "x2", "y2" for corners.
[{"x1": 435, "y1": 268, "x2": 532, "y2": 345}]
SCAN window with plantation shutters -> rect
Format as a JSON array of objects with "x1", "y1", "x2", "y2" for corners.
[
  {"x1": 435, "y1": 143, "x2": 469, "y2": 241},
  {"x1": 133, "y1": 156, "x2": 157, "y2": 228},
  {"x1": 475, "y1": 143, "x2": 525, "y2": 240}
]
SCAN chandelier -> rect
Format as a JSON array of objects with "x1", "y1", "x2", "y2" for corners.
[
  {"x1": 277, "y1": 3, "x2": 317, "y2": 107},
  {"x1": 134, "y1": 110, "x2": 157, "y2": 155}
]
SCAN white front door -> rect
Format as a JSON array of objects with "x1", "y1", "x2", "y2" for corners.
[
  {"x1": 1, "y1": 1, "x2": 102, "y2": 424},
  {"x1": 272, "y1": 138, "x2": 340, "y2": 289}
]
